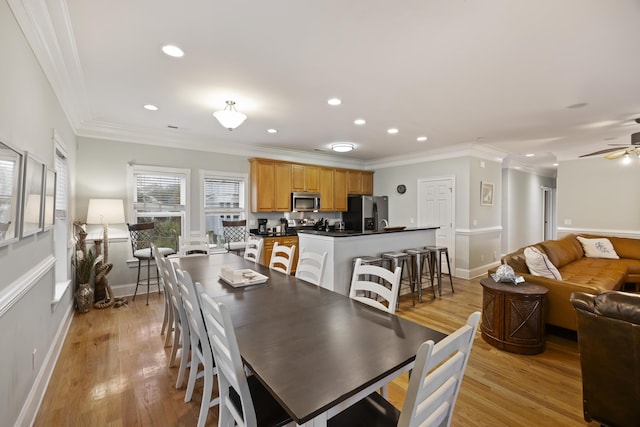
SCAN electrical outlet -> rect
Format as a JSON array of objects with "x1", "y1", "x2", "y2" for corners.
[
  {"x1": 564, "y1": 219, "x2": 572, "y2": 225},
  {"x1": 493, "y1": 251, "x2": 497, "y2": 261},
  {"x1": 409, "y1": 218, "x2": 414, "y2": 224},
  {"x1": 480, "y1": 254, "x2": 484, "y2": 262},
  {"x1": 32, "y1": 349, "x2": 37, "y2": 370}
]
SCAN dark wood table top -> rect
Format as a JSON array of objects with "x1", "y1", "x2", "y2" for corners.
[
  {"x1": 174, "y1": 253, "x2": 447, "y2": 424},
  {"x1": 480, "y1": 277, "x2": 549, "y2": 295}
]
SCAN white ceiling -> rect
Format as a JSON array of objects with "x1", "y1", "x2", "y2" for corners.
[{"x1": 17, "y1": 0, "x2": 640, "y2": 171}]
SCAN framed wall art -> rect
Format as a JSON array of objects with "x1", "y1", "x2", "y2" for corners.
[
  {"x1": 21, "y1": 152, "x2": 45, "y2": 237},
  {"x1": 43, "y1": 168, "x2": 56, "y2": 230},
  {"x1": 0, "y1": 140, "x2": 24, "y2": 246},
  {"x1": 481, "y1": 181, "x2": 494, "y2": 206}
]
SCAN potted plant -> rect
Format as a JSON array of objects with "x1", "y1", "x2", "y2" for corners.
[{"x1": 73, "y1": 248, "x2": 96, "y2": 313}]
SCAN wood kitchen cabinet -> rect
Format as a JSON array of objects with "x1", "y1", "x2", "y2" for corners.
[
  {"x1": 362, "y1": 172, "x2": 373, "y2": 195},
  {"x1": 334, "y1": 169, "x2": 348, "y2": 211},
  {"x1": 318, "y1": 167, "x2": 334, "y2": 212},
  {"x1": 261, "y1": 235, "x2": 299, "y2": 273},
  {"x1": 250, "y1": 159, "x2": 275, "y2": 212},
  {"x1": 250, "y1": 159, "x2": 291, "y2": 212},
  {"x1": 292, "y1": 164, "x2": 320, "y2": 192},
  {"x1": 347, "y1": 170, "x2": 374, "y2": 195},
  {"x1": 274, "y1": 162, "x2": 292, "y2": 211}
]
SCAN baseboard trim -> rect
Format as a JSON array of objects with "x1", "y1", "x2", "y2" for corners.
[
  {"x1": 111, "y1": 282, "x2": 163, "y2": 299},
  {"x1": 456, "y1": 261, "x2": 500, "y2": 280},
  {"x1": 17, "y1": 301, "x2": 74, "y2": 427}
]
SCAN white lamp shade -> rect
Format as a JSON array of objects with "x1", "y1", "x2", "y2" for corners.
[
  {"x1": 86, "y1": 199, "x2": 125, "y2": 225},
  {"x1": 213, "y1": 110, "x2": 247, "y2": 130}
]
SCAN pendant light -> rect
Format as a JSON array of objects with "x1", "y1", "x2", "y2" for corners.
[{"x1": 213, "y1": 101, "x2": 247, "y2": 130}]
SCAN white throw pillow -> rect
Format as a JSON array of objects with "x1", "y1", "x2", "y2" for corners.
[
  {"x1": 524, "y1": 246, "x2": 562, "y2": 280},
  {"x1": 577, "y1": 236, "x2": 620, "y2": 259}
]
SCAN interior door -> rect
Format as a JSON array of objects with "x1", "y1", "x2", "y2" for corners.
[{"x1": 418, "y1": 178, "x2": 455, "y2": 275}]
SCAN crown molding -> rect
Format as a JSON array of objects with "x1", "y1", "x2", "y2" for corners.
[
  {"x1": 77, "y1": 120, "x2": 367, "y2": 169},
  {"x1": 367, "y1": 143, "x2": 505, "y2": 170},
  {"x1": 8, "y1": 0, "x2": 90, "y2": 130}
]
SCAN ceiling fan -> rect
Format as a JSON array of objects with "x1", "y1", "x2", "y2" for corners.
[{"x1": 579, "y1": 119, "x2": 640, "y2": 159}]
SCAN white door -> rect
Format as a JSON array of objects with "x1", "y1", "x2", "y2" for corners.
[{"x1": 418, "y1": 177, "x2": 455, "y2": 275}]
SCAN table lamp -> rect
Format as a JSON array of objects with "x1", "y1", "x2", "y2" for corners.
[{"x1": 86, "y1": 199, "x2": 125, "y2": 264}]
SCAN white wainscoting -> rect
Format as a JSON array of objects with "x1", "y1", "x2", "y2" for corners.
[{"x1": 0, "y1": 255, "x2": 55, "y2": 317}]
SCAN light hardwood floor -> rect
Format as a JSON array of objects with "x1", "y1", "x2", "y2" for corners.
[{"x1": 34, "y1": 276, "x2": 594, "y2": 426}]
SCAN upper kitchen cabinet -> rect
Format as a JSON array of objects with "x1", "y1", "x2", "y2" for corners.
[
  {"x1": 291, "y1": 164, "x2": 320, "y2": 192},
  {"x1": 347, "y1": 170, "x2": 374, "y2": 195},
  {"x1": 274, "y1": 162, "x2": 292, "y2": 211},
  {"x1": 334, "y1": 169, "x2": 348, "y2": 211},
  {"x1": 249, "y1": 159, "x2": 291, "y2": 212},
  {"x1": 318, "y1": 167, "x2": 334, "y2": 212}
]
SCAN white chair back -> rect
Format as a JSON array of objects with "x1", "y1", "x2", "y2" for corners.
[
  {"x1": 269, "y1": 242, "x2": 296, "y2": 274},
  {"x1": 244, "y1": 236, "x2": 263, "y2": 263},
  {"x1": 179, "y1": 236, "x2": 209, "y2": 256},
  {"x1": 398, "y1": 312, "x2": 481, "y2": 427},
  {"x1": 175, "y1": 268, "x2": 219, "y2": 426},
  {"x1": 295, "y1": 248, "x2": 327, "y2": 286},
  {"x1": 158, "y1": 255, "x2": 191, "y2": 388},
  {"x1": 349, "y1": 258, "x2": 402, "y2": 314},
  {"x1": 200, "y1": 293, "x2": 259, "y2": 427}
]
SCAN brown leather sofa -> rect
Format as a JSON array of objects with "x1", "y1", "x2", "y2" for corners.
[
  {"x1": 489, "y1": 234, "x2": 640, "y2": 331},
  {"x1": 570, "y1": 291, "x2": 640, "y2": 427}
]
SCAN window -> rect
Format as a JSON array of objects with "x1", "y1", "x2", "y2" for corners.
[
  {"x1": 53, "y1": 136, "x2": 70, "y2": 303},
  {"x1": 201, "y1": 171, "x2": 247, "y2": 244},
  {"x1": 129, "y1": 164, "x2": 190, "y2": 250}
]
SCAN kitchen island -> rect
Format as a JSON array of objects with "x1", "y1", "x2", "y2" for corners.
[{"x1": 297, "y1": 227, "x2": 438, "y2": 295}]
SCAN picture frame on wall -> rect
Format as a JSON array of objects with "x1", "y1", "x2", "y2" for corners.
[
  {"x1": 0, "y1": 140, "x2": 24, "y2": 247},
  {"x1": 21, "y1": 152, "x2": 45, "y2": 237},
  {"x1": 43, "y1": 168, "x2": 56, "y2": 230},
  {"x1": 481, "y1": 181, "x2": 494, "y2": 206}
]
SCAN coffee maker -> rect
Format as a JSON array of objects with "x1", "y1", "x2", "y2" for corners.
[{"x1": 258, "y1": 218, "x2": 268, "y2": 234}]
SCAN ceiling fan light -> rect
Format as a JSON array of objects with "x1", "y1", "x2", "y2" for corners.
[
  {"x1": 331, "y1": 143, "x2": 354, "y2": 152},
  {"x1": 213, "y1": 101, "x2": 247, "y2": 130}
]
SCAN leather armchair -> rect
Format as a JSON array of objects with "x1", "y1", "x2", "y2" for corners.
[{"x1": 570, "y1": 291, "x2": 640, "y2": 427}]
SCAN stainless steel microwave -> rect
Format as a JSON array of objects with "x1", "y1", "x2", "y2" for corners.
[{"x1": 291, "y1": 192, "x2": 321, "y2": 212}]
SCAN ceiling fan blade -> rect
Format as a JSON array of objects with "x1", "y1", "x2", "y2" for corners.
[
  {"x1": 604, "y1": 150, "x2": 628, "y2": 160},
  {"x1": 579, "y1": 147, "x2": 627, "y2": 157}
]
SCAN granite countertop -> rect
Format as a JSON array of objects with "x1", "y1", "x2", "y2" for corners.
[{"x1": 297, "y1": 226, "x2": 438, "y2": 238}]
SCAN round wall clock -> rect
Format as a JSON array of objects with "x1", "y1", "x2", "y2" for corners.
[{"x1": 396, "y1": 184, "x2": 406, "y2": 194}]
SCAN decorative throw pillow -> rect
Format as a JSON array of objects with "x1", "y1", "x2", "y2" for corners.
[
  {"x1": 524, "y1": 246, "x2": 562, "y2": 280},
  {"x1": 577, "y1": 236, "x2": 620, "y2": 259}
]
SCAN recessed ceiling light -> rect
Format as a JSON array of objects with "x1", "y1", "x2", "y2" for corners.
[
  {"x1": 331, "y1": 143, "x2": 354, "y2": 152},
  {"x1": 525, "y1": 153, "x2": 535, "y2": 157},
  {"x1": 514, "y1": 166, "x2": 522, "y2": 170},
  {"x1": 144, "y1": 104, "x2": 158, "y2": 111},
  {"x1": 267, "y1": 128, "x2": 278, "y2": 134},
  {"x1": 354, "y1": 119, "x2": 366, "y2": 125},
  {"x1": 387, "y1": 128, "x2": 399, "y2": 134},
  {"x1": 162, "y1": 45, "x2": 184, "y2": 58},
  {"x1": 552, "y1": 163, "x2": 559, "y2": 167},
  {"x1": 416, "y1": 136, "x2": 428, "y2": 142},
  {"x1": 327, "y1": 98, "x2": 342, "y2": 106}
]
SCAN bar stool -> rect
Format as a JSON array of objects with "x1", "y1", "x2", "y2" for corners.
[
  {"x1": 381, "y1": 251, "x2": 413, "y2": 306},
  {"x1": 425, "y1": 246, "x2": 454, "y2": 297},
  {"x1": 406, "y1": 248, "x2": 435, "y2": 302}
]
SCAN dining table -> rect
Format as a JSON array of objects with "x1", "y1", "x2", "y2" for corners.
[{"x1": 174, "y1": 252, "x2": 447, "y2": 426}]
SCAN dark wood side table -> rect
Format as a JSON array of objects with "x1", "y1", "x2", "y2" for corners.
[{"x1": 480, "y1": 278, "x2": 548, "y2": 355}]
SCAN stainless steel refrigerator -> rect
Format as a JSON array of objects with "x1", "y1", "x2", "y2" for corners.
[{"x1": 343, "y1": 195, "x2": 389, "y2": 232}]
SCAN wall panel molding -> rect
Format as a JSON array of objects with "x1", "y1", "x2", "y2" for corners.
[
  {"x1": 557, "y1": 227, "x2": 640, "y2": 239},
  {"x1": 0, "y1": 255, "x2": 55, "y2": 317}
]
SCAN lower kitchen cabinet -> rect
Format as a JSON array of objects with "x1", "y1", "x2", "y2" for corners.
[{"x1": 261, "y1": 235, "x2": 299, "y2": 273}]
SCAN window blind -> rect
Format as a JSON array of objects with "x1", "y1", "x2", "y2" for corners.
[
  {"x1": 134, "y1": 172, "x2": 185, "y2": 210},
  {"x1": 204, "y1": 177, "x2": 243, "y2": 209},
  {"x1": 55, "y1": 149, "x2": 67, "y2": 217}
]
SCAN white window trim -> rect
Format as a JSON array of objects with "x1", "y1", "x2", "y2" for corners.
[
  {"x1": 52, "y1": 129, "x2": 71, "y2": 309},
  {"x1": 127, "y1": 163, "x2": 191, "y2": 236},
  {"x1": 199, "y1": 170, "x2": 248, "y2": 235}
]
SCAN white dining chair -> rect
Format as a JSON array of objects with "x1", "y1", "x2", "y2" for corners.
[
  {"x1": 328, "y1": 311, "x2": 481, "y2": 427},
  {"x1": 269, "y1": 242, "x2": 296, "y2": 274},
  {"x1": 178, "y1": 235, "x2": 210, "y2": 256},
  {"x1": 295, "y1": 248, "x2": 327, "y2": 286},
  {"x1": 244, "y1": 236, "x2": 263, "y2": 263},
  {"x1": 156, "y1": 254, "x2": 191, "y2": 389},
  {"x1": 199, "y1": 292, "x2": 292, "y2": 427},
  {"x1": 151, "y1": 243, "x2": 173, "y2": 345},
  {"x1": 349, "y1": 257, "x2": 402, "y2": 314},
  {"x1": 175, "y1": 268, "x2": 219, "y2": 427}
]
